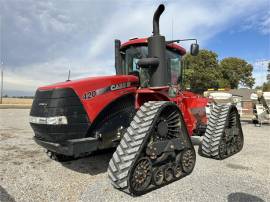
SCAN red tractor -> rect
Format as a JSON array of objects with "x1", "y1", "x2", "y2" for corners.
[{"x1": 29, "y1": 4, "x2": 243, "y2": 195}]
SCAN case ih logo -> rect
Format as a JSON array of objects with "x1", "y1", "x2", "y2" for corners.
[
  {"x1": 82, "y1": 82, "x2": 131, "y2": 100},
  {"x1": 110, "y1": 82, "x2": 130, "y2": 91}
]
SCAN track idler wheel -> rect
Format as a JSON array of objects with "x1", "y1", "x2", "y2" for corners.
[
  {"x1": 108, "y1": 101, "x2": 195, "y2": 195},
  {"x1": 181, "y1": 149, "x2": 196, "y2": 173},
  {"x1": 173, "y1": 164, "x2": 183, "y2": 178},
  {"x1": 130, "y1": 157, "x2": 152, "y2": 193}
]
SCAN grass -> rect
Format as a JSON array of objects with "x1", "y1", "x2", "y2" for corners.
[{"x1": 1, "y1": 98, "x2": 33, "y2": 105}]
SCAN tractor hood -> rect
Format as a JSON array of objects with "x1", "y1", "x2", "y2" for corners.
[
  {"x1": 35, "y1": 75, "x2": 139, "y2": 122},
  {"x1": 38, "y1": 75, "x2": 139, "y2": 93}
]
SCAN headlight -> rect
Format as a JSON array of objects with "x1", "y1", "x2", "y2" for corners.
[{"x1": 29, "y1": 116, "x2": 68, "y2": 125}]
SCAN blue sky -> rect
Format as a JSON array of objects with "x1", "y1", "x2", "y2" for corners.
[{"x1": 0, "y1": 0, "x2": 269, "y2": 96}]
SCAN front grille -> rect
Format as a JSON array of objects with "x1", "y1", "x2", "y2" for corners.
[{"x1": 30, "y1": 88, "x2": 90, "y2": 143}]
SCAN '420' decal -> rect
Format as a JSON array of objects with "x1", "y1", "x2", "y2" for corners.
[{"x1": 82, "y1": 82, "x2": 131, "y2": 100}]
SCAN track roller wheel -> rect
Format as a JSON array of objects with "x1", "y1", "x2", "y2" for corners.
[
  {"x1": 164, "y1": 165, "x2": 174, "y2": 182},
  {"x1": 152, "y1": 167, "x2": 164, "y2": 186},
  {"x1": 173, "y1": 153, "x2": 184, "y2": 178}
]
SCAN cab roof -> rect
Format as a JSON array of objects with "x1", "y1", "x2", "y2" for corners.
[{"x1": 120, "y1": 38, "x2": 186, "y2": 55}]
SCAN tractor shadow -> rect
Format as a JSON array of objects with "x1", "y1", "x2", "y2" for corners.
[
  {"x1": 0, "y1": 185, "x2": 16, "y2": 202},
  {"x1": 61, "y1": 148, "x2": 115, "y2": 175},
  {"x1": 227, "y1": 192, "x2": 265, "y2": 202}
]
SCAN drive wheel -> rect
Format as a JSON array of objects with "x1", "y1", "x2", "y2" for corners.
[{"x1": 130, "y1": 157, "x2": 152, "y2": 193}]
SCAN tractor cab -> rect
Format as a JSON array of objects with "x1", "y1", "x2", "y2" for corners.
[
  {"x1": 115, "y1": 38, "x2": 185, "y2": 87},
  {"x1": 115, "y1": 37, "x2": 199, "y2": 89}
]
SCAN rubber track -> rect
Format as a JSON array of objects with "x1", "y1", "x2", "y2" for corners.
[
  {"x1": 107, "y1": 101, "x2": 168, "y2": 193},
  {"x1": 201, "y1": 104, "x2": 230, "y2": 159}
]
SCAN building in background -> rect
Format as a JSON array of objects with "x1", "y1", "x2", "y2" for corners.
[{"x1": 229, "y1": 88, "x2": 256, "y2": 117}]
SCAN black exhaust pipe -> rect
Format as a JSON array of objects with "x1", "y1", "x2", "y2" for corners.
[
  {"x1": 153, "y1": 4, "x2": 165, "y2": 36},
  {"x1": 148, "y1": 4, "x2": 169, "y2": 87}
]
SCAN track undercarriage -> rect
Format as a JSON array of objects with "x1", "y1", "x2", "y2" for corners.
[
  {"x1": 200, "y1": 104, "x2": 244, "y2": 160},
  {"x1": 108, "y1": 101, "x2": 196, "y2": 195},
  {"x1": 108, "y1": 101, "x2": 244, "y2": 195}
]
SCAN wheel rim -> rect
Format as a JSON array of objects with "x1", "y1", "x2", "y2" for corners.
[
  {"x1": 154, "y1": 106, "x2": 181, "y2": 140},
  {"x1": 130, "y1": 157, "x2": 152, "y2": 192}
]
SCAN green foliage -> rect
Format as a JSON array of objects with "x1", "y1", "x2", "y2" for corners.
[
  {"x1": 219, "y1": 57, "x2": 255, "y2": 88},
  {"x1": 183, "y1": 49, "x2": 220, "y2": 92},
  {"x1": 262, "y1": 82, "x2": 270, "y2": 91},
  {"x1": 267, "y1": 62, "x2": 270, "y2": 81},
  {"x1": 183, "y1": 50, "x2": 255, "y2": 91},
  {"x1": 262, "y1": 63, "x2": 270, "y2": 91}
]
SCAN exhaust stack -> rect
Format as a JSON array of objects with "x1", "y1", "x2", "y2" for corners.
[
  {"x1": 153, "y1": 4, "x2": 165, "y2": 36},
  {"x1": 148, "y1": 4, "x2": 169, "y2": 87}
]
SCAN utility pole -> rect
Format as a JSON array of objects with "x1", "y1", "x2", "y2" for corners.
[{"x1": 0, "y1": 67, "x2": 3, "y2": 104}]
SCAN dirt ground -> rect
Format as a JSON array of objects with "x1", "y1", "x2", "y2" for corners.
[{"x1": 0, "y1": 109, "x2": 269, "y2": 202}]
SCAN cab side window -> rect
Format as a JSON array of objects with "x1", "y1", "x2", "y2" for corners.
[{"x1": 166, "y1": 50, "x2": 181, "y2": 85}]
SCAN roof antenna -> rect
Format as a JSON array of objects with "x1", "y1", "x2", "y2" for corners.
[
  {"x1": 171, "y1": 17, "x2": 174, "y2": 41},
  {"x1": 67, "y1": 69, "x2": 71, "y2": 81}
]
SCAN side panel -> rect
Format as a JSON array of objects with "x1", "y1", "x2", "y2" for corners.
[
  {"x1": 79, "y1": 86, "x2": 137, "y2": 122},
  {"x1": 180, "y1": 94, "x2": 208, "y2": 135},
  {"x1": 135, "y1": 89, "x2": 208, "y2": 136}
]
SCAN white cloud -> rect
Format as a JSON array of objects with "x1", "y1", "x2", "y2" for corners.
[
  {"x1": 260, "y1": 11, "x2": 270, "y2": 34},
  {"x1": 1, "y1": 0, "x2": 269, "y2": 95},
  {"x1": 239, "y1": 10, "x2": 270, "y2": 34}
]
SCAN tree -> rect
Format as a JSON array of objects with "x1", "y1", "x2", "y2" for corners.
[
  {"x1": 219, "y1": 57, "x2": 255, "y2": 88},
  {"x1": 183, "y1": 49, "x2": 221, "y2": 92},
  {"x1": 261, "y1": 62, "x2": 270, "y2": 91},
  {"x1": 183, "y1": 50, "x2": 255, "y2": 91},
  {"x1": 267, "y1": 62, "x2": 270, "y2": 81}
]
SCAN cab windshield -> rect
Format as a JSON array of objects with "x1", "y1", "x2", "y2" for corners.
[{"x1": 122, "y1": 45, "x2": 182, "y2": 85}]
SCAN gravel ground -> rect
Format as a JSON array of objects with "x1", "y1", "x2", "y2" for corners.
[{"x1": 0, "y1": 109, "x2": 269, "y2": 202}]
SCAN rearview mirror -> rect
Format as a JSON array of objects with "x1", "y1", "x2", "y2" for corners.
[
  {"x1": 190, "y1": 43, "x2": 199, "y2": 56},
  {"x1": 137, "y1": 58, "x2": 159, "y2": 69}
]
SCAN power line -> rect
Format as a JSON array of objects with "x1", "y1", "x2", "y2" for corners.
[{"x1": 255, "y1": 59, "x2": 269, "y2": 85}]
